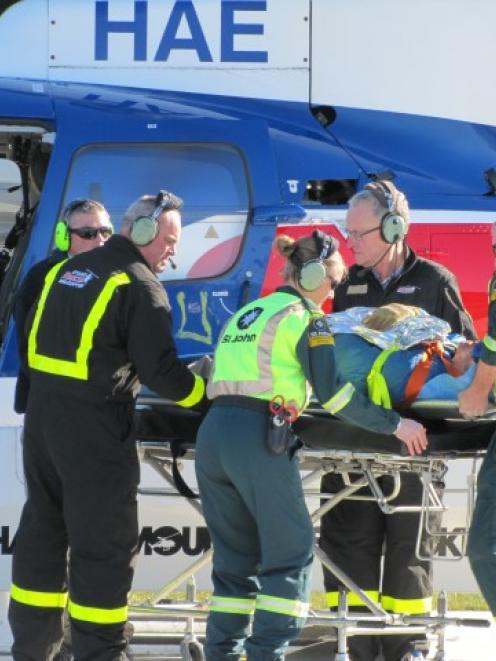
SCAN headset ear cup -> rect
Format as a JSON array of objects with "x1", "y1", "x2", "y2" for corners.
[
  {"x1": 381, "y1": 213, "x2": 407, "y2": 244},
  {"x1": 299, "y1": 260, "x2": 327, "y2": 291},
  {"x1": 130, "y1": 216, "x2": 158, "y2": 246},
  {"x1": 54, "y1": 221, "x2": 70, "y2": 252}
]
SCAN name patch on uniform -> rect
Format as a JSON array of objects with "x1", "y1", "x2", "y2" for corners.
[
  {"x1": 396, "y1": 286, "x2": 418, "y2": 294},
  {"x1": 237, "y1": 307, "x2": 263, "y2": 330},
  {"x1": 59, "y1": 269, "x2": 96, "y2": 289},
  {"x1": 309, "y1": 335, "x2": 335, "y2": 347},
  {"x1": 490, "y1": 291, "x2": 496, "y2": 303},
  {"x1": 346, "y1": 284, "x2": 368, "y2": 295}
]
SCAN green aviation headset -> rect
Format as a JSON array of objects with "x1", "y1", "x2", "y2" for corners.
[
  {"x1": 364, "y1": 180, "x2": 408, "y2": 244},
  {"x1": 54, "y1": 199, "x2": 112, "y2": 252},
  {"x1": 293, "y1": 229, "x2": 338, "y2": 291},
  {"x1": 130, "y1": 190, "x2": 183, "y2": 246}
]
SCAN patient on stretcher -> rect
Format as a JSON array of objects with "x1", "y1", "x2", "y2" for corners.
[{"x1": 327, "y1": 304, "x2": 479, "y2": 410}]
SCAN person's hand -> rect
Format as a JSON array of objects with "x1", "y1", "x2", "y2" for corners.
[
  {"x1": 393, "y1": 418, "x2": 428, "y2": 456},
  {"x1": 451, "y1": 341, "x2": 475, "y2": 374},
  {"x1": 458, "y1": 386, "x2": 488, "y2": 419}
]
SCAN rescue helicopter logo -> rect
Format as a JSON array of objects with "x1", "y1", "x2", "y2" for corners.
[
  {"x1": 149, "y1": 535, "x2": 177, "y2": 552},
  {"x1": 237, "y1": 307, "x2": 263, "y2": 330}
]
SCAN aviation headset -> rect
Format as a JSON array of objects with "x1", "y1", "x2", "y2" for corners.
[
  {"x1": 54, "y1": 199, "x2": 112, "y2": 253},
  {"x1": 364, "y1": 180, "x2": 408, "y2": 244},
  {"x1": 292, "y1": 229, "x2": 338, "y2": 291},
  {"x1": 129, "y1": 190, "x2": 183, "y2": 247}
]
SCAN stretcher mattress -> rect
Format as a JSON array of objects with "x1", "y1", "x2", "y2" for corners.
[{"x1": 135, "y1": 398, "x2": 496, "y2": 457}]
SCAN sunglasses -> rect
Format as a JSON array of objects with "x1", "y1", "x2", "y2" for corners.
[{"x1": 69, "y1": 226, "x2": 113, "y2": 240}]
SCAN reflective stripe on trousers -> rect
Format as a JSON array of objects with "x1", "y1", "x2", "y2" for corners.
[{"x1": 10, "y1": 584, "x2": 128, "y2": 623}]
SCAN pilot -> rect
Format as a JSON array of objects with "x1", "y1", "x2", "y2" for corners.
[
  {"x1": 319, "y1": 180, "x2": 476, "y2": 661},
  {"x1": 14, "y1": 198, "x2": 113, "y2": 414},
  {"x1": 195, "y1": 230, "x2": 427, "y2": 661},
  {"x1": 8, "y1": 191, "x2": 209, "y2": 660},
  {"x1": 461, "y1": 221, "x2": 496, "y2": 614}
]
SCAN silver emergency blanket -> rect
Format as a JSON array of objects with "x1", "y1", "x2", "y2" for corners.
[{"x1": 326, "y1": 307, "x2": 451, "y2": 350}]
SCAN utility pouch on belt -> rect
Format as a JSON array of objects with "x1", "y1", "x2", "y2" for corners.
[
  {"x1": 267, "y1": 415, "x2": 295, "y2": 455},
  {"x1": 266, "y1": 397, "x2": 300, "y2": 456}
]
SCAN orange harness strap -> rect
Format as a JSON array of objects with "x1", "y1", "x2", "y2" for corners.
[{"x1": 402, "y1": 341, "x2": 460, "y2": 408}]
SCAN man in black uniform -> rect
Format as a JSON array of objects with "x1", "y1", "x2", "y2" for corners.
[
  {"x1": 9, "y1": 191, "x2": 208, "y2": 660},
  {"x1": 319, "y1": 180, "x2": 476, "y2": 661},
  {"x1": 14, "y1": 198, "x2": 112, "y2": 414}
]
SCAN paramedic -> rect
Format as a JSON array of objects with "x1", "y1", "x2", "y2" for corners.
[
  {"x1": 8, "y1": 191, "x2": 208, "y2": 660},
  {"x1": 195, "y1": 230, "x2": 427, "y2": 661},
  {"x1": 14, "y1": 198, "x2": 113, "y2": 414},
  {"x1": 320, "y1": 180, "x2": 476, "y2": 661},
  {"x1": 463, "y1": 221, "x2": 496, "y2": 613}
]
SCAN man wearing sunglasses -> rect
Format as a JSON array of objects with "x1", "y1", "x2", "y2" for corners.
[
  {"x1": 9, "y1": 191, "x2": 208, "y2": 660},
  {"x1": 14, "y1": 199, "x2": 113, "y2": 415}
]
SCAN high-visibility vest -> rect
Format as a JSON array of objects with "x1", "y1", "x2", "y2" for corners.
[{"x1": 208, "y1": 291, "x2": 316, "y2": 414}]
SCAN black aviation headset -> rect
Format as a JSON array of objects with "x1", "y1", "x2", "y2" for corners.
[
  {"x1": 364, "y1": 180, "x2": 408, "y2": 244},
  {"x1": 291, "y1": 229, "x2": 338, "y2": 291},
  {"x1": 130, "y1": 190, "x2": 183, "y2": 246}
]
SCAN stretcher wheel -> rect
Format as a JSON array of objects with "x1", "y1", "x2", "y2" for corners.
[{"x1": 179, "y1": 638, "x2": 205, "y2": 661}]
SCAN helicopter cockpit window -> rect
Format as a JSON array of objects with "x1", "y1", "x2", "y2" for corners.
[
  {"x1": 303, "y1": 179, "x2": 358, "y2": 206},
  {"x1": 62, "y1": 143, "x2": 249, "y2": 281}
]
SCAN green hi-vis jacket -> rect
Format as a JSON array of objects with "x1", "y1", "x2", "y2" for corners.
[
  {"x1": 208, "y1": 286, "x2": 400, "y2": 434},
  {"x1": 482, "y1": 272, "x2": 496, "y2": 366},
  {"x1": 27, "y1": 235, "x2": 204, "y2": 407}
]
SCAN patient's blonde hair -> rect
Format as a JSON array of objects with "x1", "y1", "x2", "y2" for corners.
[{"x1": 363, "y1": 303, "x2": 422, "y2": 331}]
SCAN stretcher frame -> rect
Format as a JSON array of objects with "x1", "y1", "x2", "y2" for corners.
[{"x1": 129, "y1": 399, "x2": 496, "y2": 661}]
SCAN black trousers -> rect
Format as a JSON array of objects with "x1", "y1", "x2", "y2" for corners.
[
  {"x1": 320, "y1": 471, "x2": 436, "y2": 661},
  {"x1": 9, "y1": 388, "x2": 140, "y2": 661}
]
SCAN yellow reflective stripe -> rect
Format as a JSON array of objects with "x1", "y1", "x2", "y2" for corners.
[
  {"x1": 68, "y1": 598, "x2": 127, "y2": 624},
  {"x1": 326, "y1": 590, "x2": 380, "y2": 608},
  {"x1": 11, "y1": 583, "x2": 67, "y2": 609},
  {"x1": 176, "y1": 373, "x2": 205, "y2": 408},
  {"x1": 29, "y1": 271, "x2": 131, "y2": 380},
  {"x1": 483, "y1": 335, "x2": 496, "y2": 353},
  {"x1": 366, "y1": 347, "x2": 399, "y2": 408},
  {"x1": 322, "y1": 382, "x2": 355, "y2": 414},
  {"x1": 210, "y1": 596, "x2": 256, "y2": 615},
  {"x1": 381, "y1": 594, "x2": 432, "y2": 615},
  {"x1": 256, "y1": 594, "x2": 309, "y2": 618},
  {"x1": 28, "y1": 259, "x2": 68, "y2": 371}
]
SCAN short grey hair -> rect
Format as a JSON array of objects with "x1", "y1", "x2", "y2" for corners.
[
  {"x1": 348, "y1": 189, "x2": 410, "y2": 225},
  {"x1": 64, "y1": 199, "x2": 109, "y2": 227},
  {"x1": 121, "y1": 193, "x2": 182, "y2": 235}
]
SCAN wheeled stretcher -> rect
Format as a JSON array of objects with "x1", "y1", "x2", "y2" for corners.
[{"x1": 129, "y1": 396, "x2": 496, "y2": 660}]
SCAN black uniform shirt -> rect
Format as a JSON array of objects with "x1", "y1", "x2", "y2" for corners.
[
  {"x1": 334, "y1": 247, "x2": 476, "y2": 339},
  {"x1": 28, "y1": 235, "x2": 202, "y2": 404}
]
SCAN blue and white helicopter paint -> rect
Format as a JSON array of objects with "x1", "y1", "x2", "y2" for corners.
[{"x1": 0, "y1": 0, "x2": 495, "y2": 649}]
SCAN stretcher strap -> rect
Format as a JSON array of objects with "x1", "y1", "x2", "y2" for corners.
[
  {"x1": 170, "y1": 439, "x2": 199, "y2": 499},
  {"x1": 403, "y1": 341, "x2": 460, "y2": 408}
]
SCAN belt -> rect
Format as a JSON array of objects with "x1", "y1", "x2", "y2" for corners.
[{"x1": 212, "y1": 395, "x2": 269, "y2": 414}]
